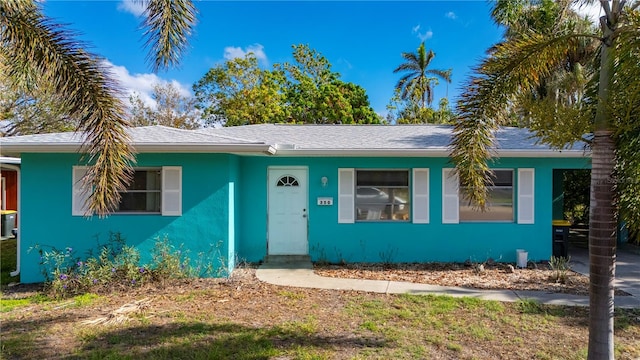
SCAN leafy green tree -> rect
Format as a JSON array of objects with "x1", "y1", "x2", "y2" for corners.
[
  {"x1": 129, "y1": 82, "x2": 201, "y2": 129},
  {"x1": 386, "y1": 89, "x2": 455, "y2": 124},
  {"x1": 0, "y1": 82, "x2": 77, "y2": 136},
  {"x1": 279, "y1": 44, "x2": 381, "y2": 124},
  {"x1": 1, "y1": 0, "x2": 196, "y2": 216},
  {"x1": 612, "y1": 12, "x2": 640, "y2": 245},
  {"x1": 393, "y1": 42, "x2": 451, "y2": 110},
  {"x1": 194, "y1": 44, "x2": 381, "y2": 126},
  {"x1": 562, "y1": 169, "x2": 591, "y2": 224},
  {"x1": 450, "y1": 1, "x2": 640, "y2": 358},
  {"x1": 194, "y1": 54, "x2": 286, "y2": 126},
  {"x1": 278, "y1": 44, "x2": 336, "y2": 123},
  {"x1": 336, "y1": 81, "x2": 381, "y2": 124}
]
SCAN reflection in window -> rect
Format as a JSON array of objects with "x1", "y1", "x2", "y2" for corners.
[
  {"x1": 460, "y1": 169, "x2": 513, "y2": 222},
  {"x1": 356, "y1": 170, "x2": 409, "y2": 221},
  {"x1": 118, "y1": 169, "x2": 161, "y2": 213},
  {"x1": 277, "y1": 176, "x2": 299, "y2": 187}
]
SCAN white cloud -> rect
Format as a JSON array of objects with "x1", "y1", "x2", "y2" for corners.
[
  {"x1": 445, "y1": 11, "x2": 457, "y2": 20},
  {"x1": 412, "y1": 24, "x2": 433, "y2": 42},
  {"x1": 572, "y1": 2, "x2": 602, "y2": 23},
  {"x1": 337, "y1": 58, "x2": 353, "y2": 70},
  {"x1": 223, "y1": 44, "x2": 268, "y2": 65},
  {"x1": 103, "y1": 60, "x2": 191, "y2": 109},
  {"x1": 117, "y1": 0, "x2": 145, "y2": 17}
]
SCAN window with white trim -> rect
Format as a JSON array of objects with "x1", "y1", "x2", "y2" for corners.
[
  {"x1": 118, "y1": 169, "x2": 161, "y2": 213},
  {"x1": 355, "y1": 170, "x2": 410, "y2": 221},
  {"x1": 339, "y1": 168, "x2": 429, "y2": 224},
  {"x1": 72, "y1": 166, "x2": 182, "y2": 216},
  {"x1": 459, "y1": 169, "x2": 514, "y2": 222}
]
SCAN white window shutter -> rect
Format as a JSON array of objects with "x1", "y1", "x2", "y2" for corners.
[
  {"x1": 518, "y1": 168, "x2": 535, "y2": 224},
  {"x1": 72, "y1": 166, "x2": 91, "y2": 216},
  {"x1": 412, "y1": 168, "x2": 430, "y2": 224},
  {"x1": 162, "y1": 166, "x2": 182, "y2": 216},
  {"x1": 338, "y1": 168, "x2": 355, "y2": 223},
  {"x1": 442, "y1": 168, "x2": 459, "y2": 224}
]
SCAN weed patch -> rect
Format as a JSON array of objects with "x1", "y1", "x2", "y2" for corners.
[
  {"x1": 1, "y1": 238, "x2": 19, "y2": 286},
  {"x1": 0, "y1": 293, "x2": 49, "y2": 312},
  {"x1": 30, "y1": 233, "x2": 222, "y2": 298}
]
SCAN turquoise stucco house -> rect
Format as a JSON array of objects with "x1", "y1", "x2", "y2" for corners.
[{"x1": 0, "y1": 124, "x2": 590, "y2": 283}]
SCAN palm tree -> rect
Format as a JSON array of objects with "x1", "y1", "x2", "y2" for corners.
[
  {"x1": 491, "y1": 0, "x2": 598, "y2": 146},
  {"x1": 0, "y1": 0, "x2": 196, "y2": 216},
  {"x1": 393, "y1": 42, "x2": 451, "y2": 110},
  {"x1": 449, "y1": 1, "x2": 640, "y2": 358}
]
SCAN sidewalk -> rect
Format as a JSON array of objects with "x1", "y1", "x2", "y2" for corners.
[
  {"x1": 256, "y1": 261, "x2": 640, "y2": 309},
  {"x1": 569, "y1": 244, "x2": 640, "y2": 298}
]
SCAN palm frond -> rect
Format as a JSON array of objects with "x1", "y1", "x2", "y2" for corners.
[
  {"x1": 142, "y1": 0, "x2": 197, "y2": 72},
  {"x1": 393, "y1": 61, "x2": 420, "y2": 73},
  {"x1": 452, "y1": 30, "x2": 594, "y2": 208},
  {"x1": 420, "y1": 48, "x2": 435, "y2": 69},
  {"x1": 491, "y1": 0, "x2": 528, "y2": 27},
  {"x1": 1, "y1": 1, "x2": 134, "y2": 216},
  {"x1": 399, "y1": 51, "x2": 419, "y2": 64},
  {"x1": 426, "y1": 69, "x2": 452, "y2": 83},
  {"x1": 450, "y1": 76, "x2": 500, "y2": 210}
]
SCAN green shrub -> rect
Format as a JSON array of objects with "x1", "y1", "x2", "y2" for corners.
[
  {"x1": 548, "y1": 256, "x2": 571, "y2": 284},
  {"x1": 30, "y1": 233, "x2": 219, "y2": 299},
  {"x1": 149, "y1": 235, "x2": 193, "y2": 281}
]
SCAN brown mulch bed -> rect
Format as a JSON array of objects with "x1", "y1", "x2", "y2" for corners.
[
  {"x1": 4, "y1": 261, "x2": 629, "y2": 299},
  {"x1": 314, "y1": 262, "x2": 630, "y2": 296}
]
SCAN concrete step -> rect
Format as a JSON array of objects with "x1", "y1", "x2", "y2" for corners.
[{"x1": 264, "y1": 255, "x2": 311, "y2": 264}]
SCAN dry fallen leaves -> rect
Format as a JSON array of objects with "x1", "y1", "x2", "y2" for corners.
[
  {"x1": 81, "y1": 297, "x2": 151, "y2": 326},
  {"x1": 313, "y1": 262, "x2": 630, "y2": 296}
]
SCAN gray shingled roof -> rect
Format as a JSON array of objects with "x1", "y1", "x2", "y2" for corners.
[
  {"x1": 1, "y1": 124, "x2": 588, "y2": 157},
  {"x1": 199, "y1": 124, "x2": 585, "y2": 152},
  {"x1": 0, "y1": 125, "x2": 260, "y2": 145}
]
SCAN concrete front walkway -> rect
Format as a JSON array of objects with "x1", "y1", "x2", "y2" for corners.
[
  {"x1": 256, "y1": 260, "x2": 640, "y2": 309},
  {"x1": 569, "y1": 244, "x2": 640, "y2": 299}
]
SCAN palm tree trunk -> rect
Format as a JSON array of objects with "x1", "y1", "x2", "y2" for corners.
[
  {"x1": 587, "y1": 4, "x2": 617, "y2": 356},
  {"x1": 588, "y1": 130, "x2": 616, "y2": 360}
]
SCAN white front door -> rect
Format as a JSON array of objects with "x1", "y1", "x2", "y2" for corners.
[{"x1": 268, "y1": 167, "x2": 308, "y2": 255}]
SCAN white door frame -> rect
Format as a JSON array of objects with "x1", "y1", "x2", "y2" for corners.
[{"x1": 267, "y1": 166, "x2": 309, "y2": 255}]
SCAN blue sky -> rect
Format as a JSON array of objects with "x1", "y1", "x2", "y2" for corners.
[{"x1": 41, "y1": 1, "x2": 600, "y2": 116}]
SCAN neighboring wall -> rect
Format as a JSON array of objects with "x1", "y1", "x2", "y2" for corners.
[
  {"x1": 238, "y1": 156, "x2": 591, "y2": 265},
  {"x1": 2, "y1": 170, "x2": 18, "y2": 210},
  {"x1": 19, "y1": 153, "x2": 238, "y2": 283}
]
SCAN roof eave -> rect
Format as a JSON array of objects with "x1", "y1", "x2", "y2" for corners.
[
  {"x1": 272, "y1": 149, "x2": 589, "y2": 157},
  {"x1": 0, "y1": 143, "x2": 589, "y2": 158},
  {"x1": 0, "y1": 143, "x2": 276, "y2": 156}
]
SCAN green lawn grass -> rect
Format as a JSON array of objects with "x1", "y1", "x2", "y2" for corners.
[
  {"x1": 1, "y1": 285, "x2": 639, "y2": 359},
  {"x1": 1, "y1": 243, "x2": 639, "y2": 359},
  {"x1": 1, "y1": 238, "x2": 19, "y2": 286}
]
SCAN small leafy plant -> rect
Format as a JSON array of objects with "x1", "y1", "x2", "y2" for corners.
[
  {"x1": 30, "y1": 232, "x2": 219, "y2": 298},
  {"x1": 548, "y1": 255, "x2": 571, "y2": 284}
]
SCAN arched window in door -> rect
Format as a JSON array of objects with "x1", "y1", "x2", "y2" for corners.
[{"x1": 276, "y1": 175, "x2": 299, "y2": 187}]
